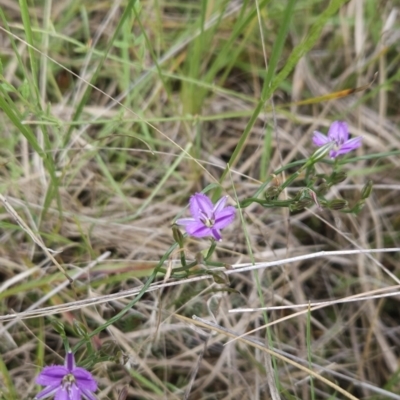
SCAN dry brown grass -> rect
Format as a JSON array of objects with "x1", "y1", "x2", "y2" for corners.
[{"x1": 0, "y1": 1, "x2": 400, "y2": 399}]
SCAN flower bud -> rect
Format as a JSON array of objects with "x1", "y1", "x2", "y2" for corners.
[
  {"x1": 72, "y1": 320, "x2": 88, "y2": 338},
  {"x1": 271, "y1": 174, "x2": 281, "y2": 187},
  {"x1": 361, "y1": 180, "x2": 373, "y2": 199},
  {"x1": 309, "y1": 142, "x2": 333, "y2": 163},
  {"x1": 50, "y1": 317, "x2": 65, "y2": 336},
  {"x1": 329, "y1": 171, "x2": 347, "y2": 185},
  {"x1": 308, "y1": 190, "x2": 322, "y2": 209},
  {"x1": 210, "y1": 271, "x2": 230, "y2": 285},
  {"x1": 264, "y1": 186, "x2": 281, "y2": 201},
  {"x1": 172, "y1": 225, "x2": 184, "y2": 246},
  {"x1": 289, "y1": 198, "x2": 313, "y2": 211},
  {"x1": 315, "y1": 182, "x2": 329, "y2": 196},
  {"x1": 327, "y1": 199, "x2": 348, "y2": 210}
]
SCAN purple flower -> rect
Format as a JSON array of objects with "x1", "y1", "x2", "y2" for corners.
[
  {"x1": 176, "y1": 193, "x2": 236, "y2": 241},
  {"x1": 35, "y1": 352, "x2": 97, "y2": 400},
  {"x1": 312, "y1": 121, "x2": 363, "y2": 158}
]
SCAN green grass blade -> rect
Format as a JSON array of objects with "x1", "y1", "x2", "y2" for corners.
[
  {"x1": 0, "y1": 89, "x2": 43, "y2": 155},
  {"x1": 64, "y1": 0, "x2": 138, "y2": 147},
  {"x1": 130, "y1": 143, "x2": 192, "y2": 220},
  {"x1": 18, "y1": 0, "x2": 40, "y2": 101},
  {"x1": 219, "y1": 0, "x2": 296, "y2": 187}
]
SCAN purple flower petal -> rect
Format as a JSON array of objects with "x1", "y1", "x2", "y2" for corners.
[
  {"x1": 211, "y1": 228, "x2": 222, "y2": 241},
  {"x1": 329, "y1": 149, "x2": 339, "y2": 158},
  {"x1": 327, "y1": 121, "x2": 349, "y2": 144},
  {"x1": 312, "y1": 131, "x2": 330, "y2": 147},
  {"x1": 67, "y1": 385, "x2": 82, "y2": 400},
  {"x1": 73, "y1": 368, "x2": 97, "y2": 391},
  {"x1": 337, "y1": 136, "x2": 363, "y2": 154},
  {"x1": 54, "y1": 387, "x2": 70, "y2": 400},
  {"x1": 213, "y1": 207, "x2": 236, "y2": 230},
  {"x1": 36, "y1": 366, "x2": 69, "y2": 385},
  {"x1": 213, "y1": 196, "x2": 227, "y2": 213},
  {"x1": 65, "y1": 352, "x2": 75, "y2": 371},
  {"x1": 177, "y1": 193, "x2": 235, "y2": 240},
  {"x1": 175, "y1": 217, "x2": 196, "y2": 226},
  {"x1": 313, "y1": 121, "x2": 362, "y2": 159},
  {"x1": 35, "y1": 352, "x2": 97, "y2": 400},
  {"x1": 189, "y1": 193, "x2": 213, "y2": 219},
  {"x1": 330, "y1": 137, "x2": 363, "y2": 158},
  {"x1": 186, "y1": 222, "x2": 212, "y2": 238},
  {"x1": 35, "y1": 384, "x2": 59, "y2": 399}
]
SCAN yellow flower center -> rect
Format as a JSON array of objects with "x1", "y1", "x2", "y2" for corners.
[
  {"x1": 200, "y1": 213, "x2": 214, "y2": 228},
  {"x1": 62, "y1": 373, "x2": 76, "y2": 390}
]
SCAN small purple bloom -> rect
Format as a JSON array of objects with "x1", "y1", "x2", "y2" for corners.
[
  {"x1": 176, "y1": 193, "x2": 236, "y2": 241},
  {"x1": 312, "y1": 121, "x2": 363, "y2": 158},
  {"x1": 35, "y1": 352, "x2": 97, "y2": 400}
]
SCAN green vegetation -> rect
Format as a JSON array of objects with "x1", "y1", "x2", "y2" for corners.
[{"x1": 0, "y1": 0, "x2": 399, "y2": 399}]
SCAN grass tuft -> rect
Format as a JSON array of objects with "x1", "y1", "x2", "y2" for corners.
[{"x1": 0, "y1": 1, "x2": 400, "y2": 399}]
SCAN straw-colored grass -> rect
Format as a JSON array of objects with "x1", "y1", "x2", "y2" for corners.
[{"x1": 0, "y1": 1, "x2": 400, "y2": 399}]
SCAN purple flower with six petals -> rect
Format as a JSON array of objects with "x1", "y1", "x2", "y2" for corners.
[
  {"x1": 35, "y1": 352, "x2": 97, "y2": 400},
  {"x1": 176, "y1": 193, "x2": 236, "y2": 241},
  {"x1": 312, "y1": 121, "x2": 363, "y2": 158}
]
